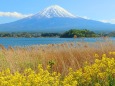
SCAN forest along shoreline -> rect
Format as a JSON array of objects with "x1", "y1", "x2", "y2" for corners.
[{"x1": 0, "y1": 29, "x2": 115, "y2": 38}]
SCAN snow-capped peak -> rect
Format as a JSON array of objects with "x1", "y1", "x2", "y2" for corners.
[{"x1": 32, "y1": 5, "x2": 77, "y2": 18}]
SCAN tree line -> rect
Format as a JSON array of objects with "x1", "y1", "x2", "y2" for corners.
[
  {"x1": 0, "y1": 29, "x2": 114, "y2": 38},
  {"x1": 0, "y1": 32, "x2": 61, "y2": 38}
]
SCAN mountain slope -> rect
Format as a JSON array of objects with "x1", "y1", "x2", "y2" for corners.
[{"x1": 0, "y1": 5, "x2": 115, "y2": 32}]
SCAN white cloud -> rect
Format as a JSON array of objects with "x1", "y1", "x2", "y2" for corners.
[
  {"x1": 81, "y1": 16, "x2": 90, "y2": 19},
  {"x1": 100, "y1": 19, "x2": 115, "y2": 24},
  {"x1": 77, "y1": 15, "x2": 90, "y2": 19},
  {"x1": 0, "y1": 12, "x2": 33, "y2": 18},
  {"x1": 77, "y1": 16, "x2": 115, "y2": 24}
]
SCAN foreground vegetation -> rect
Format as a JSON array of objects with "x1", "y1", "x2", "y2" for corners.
[
  {"x1": 0, "y1": 54, "x2": 114, "y2": 86},
  {"x1": 0, "y1": 38, "x2": 115, "y2": 73},
  {"x1": 0, "y1": 38, "x2": 115, "y2": 85}
]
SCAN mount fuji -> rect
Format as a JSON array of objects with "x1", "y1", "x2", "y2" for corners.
[
  {"x1": 0, "y1": 5, "x2": 115, "y2": 32},
  {"x1": 32, "y1": 5, "x2": 76, "y2": 18}
]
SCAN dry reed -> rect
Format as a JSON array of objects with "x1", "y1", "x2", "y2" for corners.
[{"x1": 0, "y1": 38, "x2": 115, "y2": 75}]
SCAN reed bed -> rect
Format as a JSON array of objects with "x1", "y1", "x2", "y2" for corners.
[{"x1": 0, "y1": 38, "x2": 115, "y2": 75}]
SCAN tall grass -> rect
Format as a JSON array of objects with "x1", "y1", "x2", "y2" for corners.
[{"x1": 0, "y1": 38, "x2": 115, "y2": 75}]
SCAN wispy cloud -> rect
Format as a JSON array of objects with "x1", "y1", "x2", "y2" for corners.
[
  {"x1": 77, "y1": 15, "x2": 90, "y2": 19},
  {"x1": 100, "y1": 19, "x2": 115, "y2": 24},
  {"x1": 0, "y1": 12, "x2": 33, "y2": 18},
  {"x1": 81, "y1": 16, "x2": 90, "y2": 19}
]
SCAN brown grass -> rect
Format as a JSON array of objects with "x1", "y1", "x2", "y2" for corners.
[{"x1": 0, "y1": 38, "x2": 115, "y2": 75}]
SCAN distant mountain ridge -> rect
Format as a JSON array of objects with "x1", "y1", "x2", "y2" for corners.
[{"x1": 0, "y1": 5, "x2": 115, "y2": 32}]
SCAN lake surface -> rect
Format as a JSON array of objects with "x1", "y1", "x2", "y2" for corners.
[{"x1": 0, "y1": 37, "x2": 114, "y2": 48}]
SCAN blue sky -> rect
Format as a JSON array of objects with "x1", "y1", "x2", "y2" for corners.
[{"x1": 0, "y1": 0, "x2": 115, "y2": 24}]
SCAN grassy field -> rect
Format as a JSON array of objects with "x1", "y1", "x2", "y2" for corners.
[
  {"x1": 0, "y1": 38, "x2": 114, "y2": 74},
  {"x1": 0, "y1": 38, "x2": 115, "y2": 85}
]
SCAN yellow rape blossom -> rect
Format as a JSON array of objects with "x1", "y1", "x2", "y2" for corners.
[{"x1": 0, "y1": 53, "x2": 114, "y2": 86}]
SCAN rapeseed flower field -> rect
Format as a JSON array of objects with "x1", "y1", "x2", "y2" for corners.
[{"x1": 0, "y1": 53, "x2": 114, "y2": 86}]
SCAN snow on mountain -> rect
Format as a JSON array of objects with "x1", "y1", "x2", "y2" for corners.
[{"x1": 31, "y1": 5, "x2": 77, "y2": 18}]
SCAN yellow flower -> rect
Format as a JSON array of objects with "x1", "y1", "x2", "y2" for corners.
[
  {"x1": 94, "y1": 54, "x2": 99, "y2": 58},
  {"x1": 0, "y1": 53, "x2": 114, "y2": 86},
  {"x1": 102, "y1": 54, "x2": 106, "y2": 57},
  {"x1": 109, "y1": 52, "x2": 112, "y2": 55},
  {"x1": 95, "y1": 83, "x2": 101, "y2": 86}
]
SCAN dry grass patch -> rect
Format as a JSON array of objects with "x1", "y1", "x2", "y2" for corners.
[{"x1": 0, "y1": 38, "x2": 115, "y2": 75}]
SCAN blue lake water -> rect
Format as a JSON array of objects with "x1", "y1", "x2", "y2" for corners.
[{"x1": 0, "y1": 37, "x2": 114, "y2": 48}]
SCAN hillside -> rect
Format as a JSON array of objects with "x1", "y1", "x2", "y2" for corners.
[{"x1": 0, "y1": 5, "x2": 115, "y2": 32}]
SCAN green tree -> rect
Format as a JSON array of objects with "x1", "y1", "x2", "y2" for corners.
[{"x1": 60, "y1": 29, "x2": 98, "y2": 38}]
